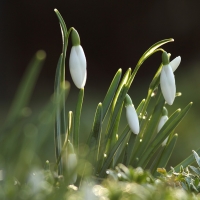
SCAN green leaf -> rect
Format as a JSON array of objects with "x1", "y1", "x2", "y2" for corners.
[
  {"x1": 127, "y1": 39, "x2": 174, "y2": 89},
  {"x1": 87, "y1": 103, "x2": 103, "y2": 164},
  {"x1": 137, "y1": 102, "x2": 193, "y2": 168},
  {"x1": 152, "y1": 133, "x2": 178, "y2": 176},
  {"x1": 112, "y1": 68, "x2": 131, "y2": 110},
  {"x1": 102, "y1": 69, "x2": 122, "y2": 120},
  {"x1": 99, "y1": 129, "x2": 129, "y2": 177},
  {"x1": 5, "y1": 50, "x2": 46, "y2": 126},
  {"x1": 130, "y1": 93, "x2": 165, "y2": 166}
]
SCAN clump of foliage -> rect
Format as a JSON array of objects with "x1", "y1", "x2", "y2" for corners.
[{"x1": 1, "y1": 8, "x2": 200, "y2": 200}]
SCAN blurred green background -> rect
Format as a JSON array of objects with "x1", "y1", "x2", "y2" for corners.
[{"x1": 0, "y1": 0, "x2": 200, "y2": 171}]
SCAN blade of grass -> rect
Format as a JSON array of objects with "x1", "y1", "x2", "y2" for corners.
[
  {"x1": 5, "y1": 50, "x2": 46, "y2": 126},
  {"x1": 102, "y1": 69, "x2": 122, "y2": 120},
  {"x1": 138, "y1": 102, "x2": 193, "y2": 168},
  {"x1": 152, "y1": 133, "x2": 178, "y2": 176}
]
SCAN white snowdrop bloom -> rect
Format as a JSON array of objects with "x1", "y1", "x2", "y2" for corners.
[
  {"x1": 125, "y1": 94, "x2": 140, "y2": 135},
  {"x1": 170, "y1": 56, "x2": 181, "y2": 72},
  {"x1": 69, "y1": 29, "x2": 87, "y2": 89},
  {"x1": 160, "y1": 51, "x2": 176, "y2": 105}
]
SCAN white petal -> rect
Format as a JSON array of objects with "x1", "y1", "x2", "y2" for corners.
[
  {"x1": 160, "y1": 65, "x2": 176, "y2": 105},
  {"x1": 126, "y1": 104, "x2": 140, "y2": 134},
  {"x1": 170, "y1": 56, "x2": 181, "y2": 72},
  {"x1": 69, "y1": 45, "x2": 87, "y2": 89},
  {"x1": 157, "y1": 115, "x2": 168, "y2": 132}
]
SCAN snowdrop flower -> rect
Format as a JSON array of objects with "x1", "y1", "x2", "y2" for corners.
[
  {"x1": 69, "y1": 29, "x2": 87, "y2": 89},
  {"x1": 125, "y1": 94, "x2": 140, "y2": 135},
  {"x1": 157, "y1": 107, "x2": 168, "y2": 146},
  {"x1": 160, "y1": 51, "x2": 180, "y2": 105}
]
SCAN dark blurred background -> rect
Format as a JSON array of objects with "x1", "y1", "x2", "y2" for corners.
[{"x1": 1, "y1": 0, "x2": 200, "y2": 168}]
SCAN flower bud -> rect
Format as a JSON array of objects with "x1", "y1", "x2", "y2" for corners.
[
  {"x1": 125, "y1": 94, "x2": 140, "y2": 135},
  {"x1": 69, "y1": 29, "x2": 87, "y2": 89}
]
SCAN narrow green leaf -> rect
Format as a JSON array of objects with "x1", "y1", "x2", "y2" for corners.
[
  {"x1": 131, "y1": 93, "x2": 165, "y2": 165},
  {"x1": 112, "y1": 68, "x2": 131, "y2": 110},
  {"x1": 169, "y1": 149, "x2": 200, "y2": 173},
  {"x1": 102, "y1": 69, "x2": 122, "y2": 120},
  {"x1": 87, "y1": 103, "x2": 103, "y2": 163},
  {"x1": 138, "y1": 102, "x2": 193, "y2": 168},
  {"x1": 152, "y1": 133, "x2": 178, "y2": 176},
  {"x1": 127, "y1": 39, "x2": 173, "y2": 89},
  {"x1": 113, "y1": 131, "x2": 131, "y2": 166},
  {"x1": 99, "y1": 130, "x2": 129, "y2": 177},
  {"x1": 6, "y1": 50, "x2": 46, "y2": 126}
]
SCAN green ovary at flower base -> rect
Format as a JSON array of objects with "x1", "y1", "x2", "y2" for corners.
[{"x1": 69, "y1": 28, "x2": 87, "y2": 89}]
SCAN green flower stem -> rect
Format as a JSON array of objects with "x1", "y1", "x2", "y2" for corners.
[
  {"x1": 55, "y1": 111, "x2": 73, "y2": 170},
  {"x1": 137, "y1": 102, "x2": 193, "y2": 168},
  {"x1": 152, "y1": 133, "x2": 178, "y2": 176},
  {"x1": 73, "y1": 88, "x2": 84, "y2": 152}
]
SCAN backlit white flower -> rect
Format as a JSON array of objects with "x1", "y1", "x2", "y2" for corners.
[
  {"x1": 160, "y1": 51, "x2": 179, "y2": 105},
  {"x1": 69, "y1": 29, "x2": 87, "y2": 89},
  {"x1": 125, "y1": 94, "x2": 140, "y2": 135}
]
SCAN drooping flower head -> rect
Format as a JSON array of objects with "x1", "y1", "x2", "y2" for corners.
[
  {"x1": 157, "y1": 107, "x2": 169, "y2": 146},
  {"x1": 160, "y1": 51, "x2": 178, "y2": 105},
  {"x1": 125, "y1": 94, "x2": 140, "y2": 135},
  {"x1": 69, "y1": 29, "x2": 87, "y2": 89}
]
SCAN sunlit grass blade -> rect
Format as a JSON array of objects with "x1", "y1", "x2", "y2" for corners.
[
  {"x1": 127, "y1": 39, "x2": 173, "y2": 89},
  {"x1": 130, "y1": 93, "x2": 165, "y2": 166},
  {"x1": 55, "y1": 111, "x2": 73, "y2": 170},
  {"x1": 54, "y1": 9, "x2": 67, "y2": 38},
  {"x1": 113, "y1": 130, "x2": 131, "y2": 167},
  {"x1": 152, "y1": 133, "x2": 178, "y2": 176},
  {"x1": 5, "y1": 50, "x2": 46, "y2": 126},
  {"x1": 137, "y1": 102, "x2": 193, "y2": 168},
  {"x1": 102, "y1": 69, "x2": 122, "y2": 120},
  {"x1": 112, "y1": 68, "x2": 131, "y2": 110},
  {"x1": 87, "y1": 103, "x2": 103, "y2": 165},
  {"x1": 170, "y1": 149, "x2": 200, "y2": 173},
  {"x1": 54, "y1": 54, "x2": 65, "y2": 175},
  {"x1": 105, "y1": 85, "x2": 128, "y2": 151},
  {"x1": 73, "y1": 89, "x2": 84, "y2": 152},
  {"x1": 99, "y1": 130, "x2": 129, "y2": 177}
]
